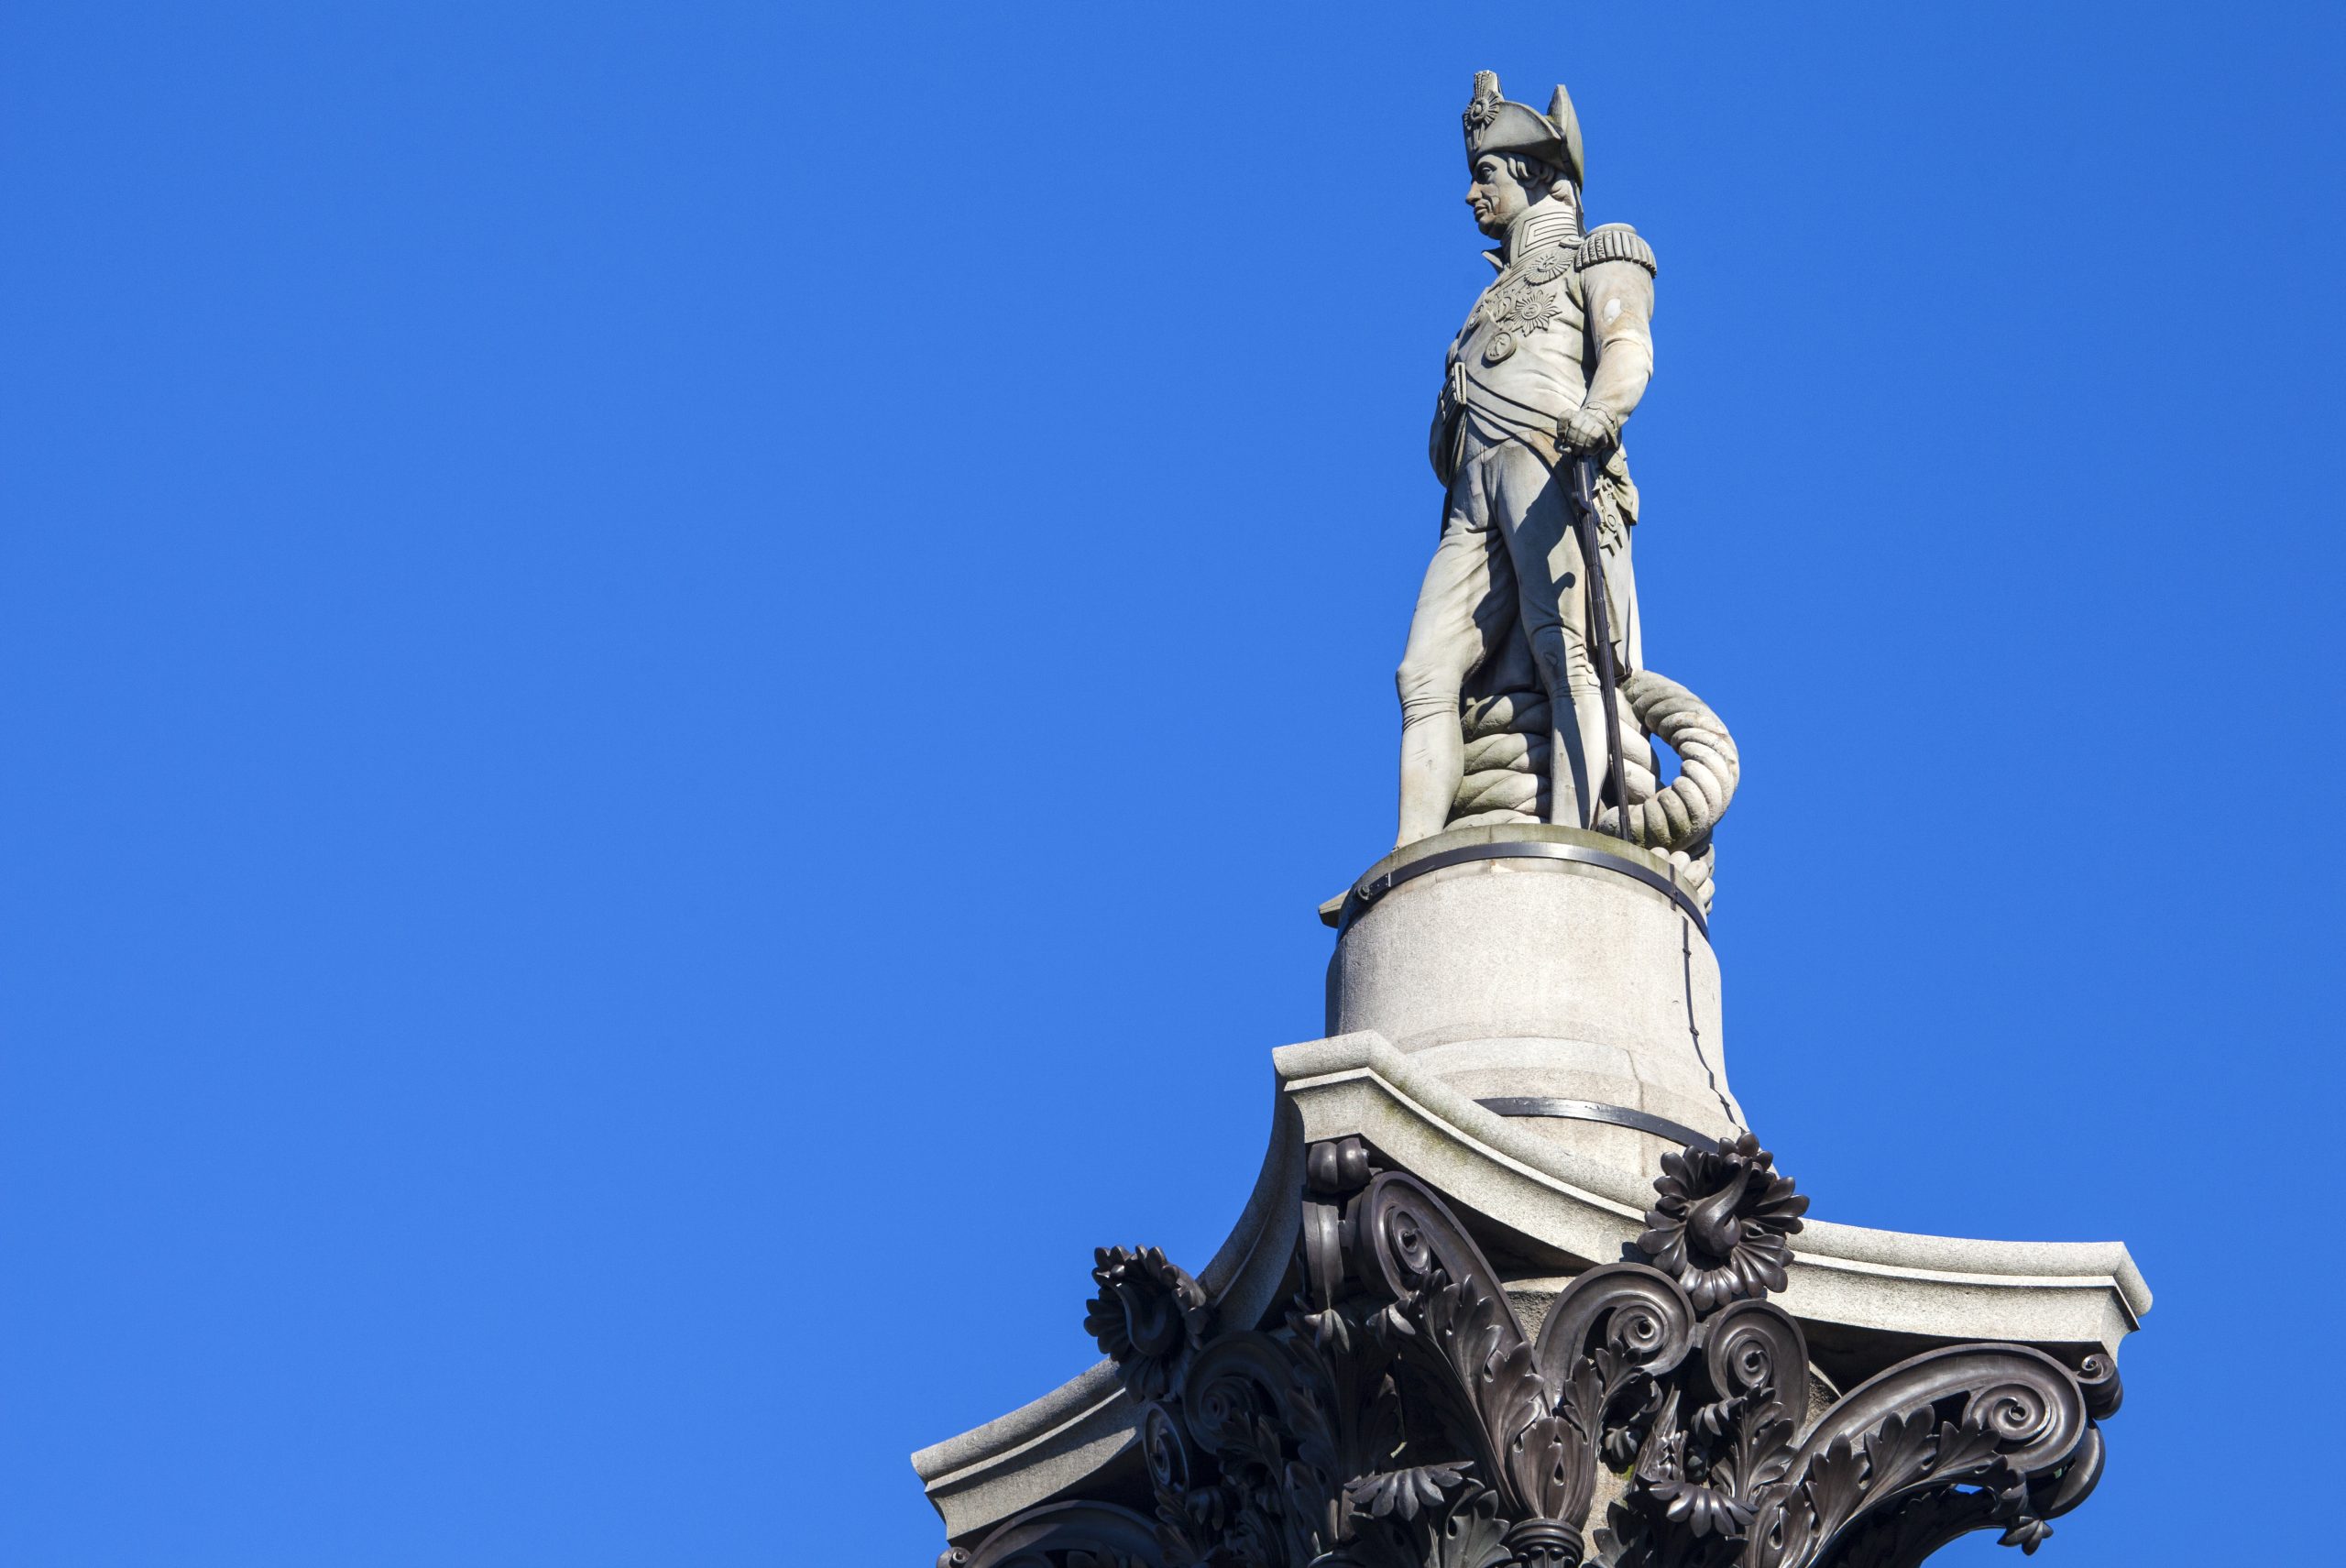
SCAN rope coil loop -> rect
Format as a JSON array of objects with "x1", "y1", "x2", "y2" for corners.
[{"x1": 1597, "y1": 670, "x2": 1738, "y2": 850}]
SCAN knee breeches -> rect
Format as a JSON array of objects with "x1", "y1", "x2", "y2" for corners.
[{"x1": 1396, "y1": 439, "x2": 1602, "y2": 713}]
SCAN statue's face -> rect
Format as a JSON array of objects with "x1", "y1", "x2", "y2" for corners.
[{"x1": 1465, "y1": 153, "x2": 1542, "y2": 238}]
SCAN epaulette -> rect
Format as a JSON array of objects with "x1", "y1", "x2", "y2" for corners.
[{"x1": 1575, "y1": 223, "x2": 1657, "y2": 277}]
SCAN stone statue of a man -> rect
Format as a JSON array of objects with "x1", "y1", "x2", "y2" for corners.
[{"x1": 1396, "y1": 71, "x2": 1658, "y2": 846}]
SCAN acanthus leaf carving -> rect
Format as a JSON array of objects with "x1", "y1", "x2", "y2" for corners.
[{"x1": 958, "y1": 1137, "x2": 2115, "y2": 1568}]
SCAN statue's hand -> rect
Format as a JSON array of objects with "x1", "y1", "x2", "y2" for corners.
[{"x1": 1558, "y1": 404, "x2": 1616, "y2": 455}]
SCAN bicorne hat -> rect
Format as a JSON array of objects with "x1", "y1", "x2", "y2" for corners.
[{"x1": 1462, "y1": 70, "x2": 1584, "y2": 188}]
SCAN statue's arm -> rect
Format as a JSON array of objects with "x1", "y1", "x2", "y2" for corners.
[{"x1": 1575, "y1": 225, "x2": 1659, "y2": 439}]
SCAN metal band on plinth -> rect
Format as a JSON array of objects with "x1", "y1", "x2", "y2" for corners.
[
  {"x1": 1337, "y1": 830, "x2": 1708, "y2": 935},
  {"x1": 1475, "y1": 1095, "x2": 1720, "y2": 1146}
]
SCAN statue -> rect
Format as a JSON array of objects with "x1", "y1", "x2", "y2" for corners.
[
  {"x1": 1398, "y1": 72, "x2": 1737, "y2": 878},
  {"x1": 917, "y1": 70, "x2": 2148, "y2": 1568}
]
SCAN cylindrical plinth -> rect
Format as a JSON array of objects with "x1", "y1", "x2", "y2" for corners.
[{"x1": 1327, "y1": 825, "x2": 1744, "y2": 1179}]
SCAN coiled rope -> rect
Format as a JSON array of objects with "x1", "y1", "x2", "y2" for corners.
[
  {"x1": 1444, "y1": 670, "x2": 1735, "y2": 912},
  {"x1": 1595, "y1": 670, "x2": 1738, "y2": 850}
]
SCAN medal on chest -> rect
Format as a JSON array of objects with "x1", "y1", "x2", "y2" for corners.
[{"x1": 1474, "y1": 278, "x2": 1564, "y2": 364}]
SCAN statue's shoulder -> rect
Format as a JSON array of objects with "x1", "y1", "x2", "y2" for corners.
[{"x1": 1576, "y1": 222, "x2": 1657, "y2": 277}]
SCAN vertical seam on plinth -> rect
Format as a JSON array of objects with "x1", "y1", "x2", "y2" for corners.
[{"x1": 1683, "y1": 915, "x2": 1741, "y2": 1131}]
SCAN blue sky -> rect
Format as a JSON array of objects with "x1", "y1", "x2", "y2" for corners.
[{"x1": 3, "y1": 4, "x2": 2340, "y2": 1563}]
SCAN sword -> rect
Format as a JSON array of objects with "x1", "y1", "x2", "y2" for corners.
[{"x1": 1566, "y1": 455, "x2": 1634, "y2": 844}]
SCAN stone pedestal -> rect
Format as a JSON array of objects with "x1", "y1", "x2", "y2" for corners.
[{"x1": 1328, "y1": 824, "x2": 1740, "y2": 1179}]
